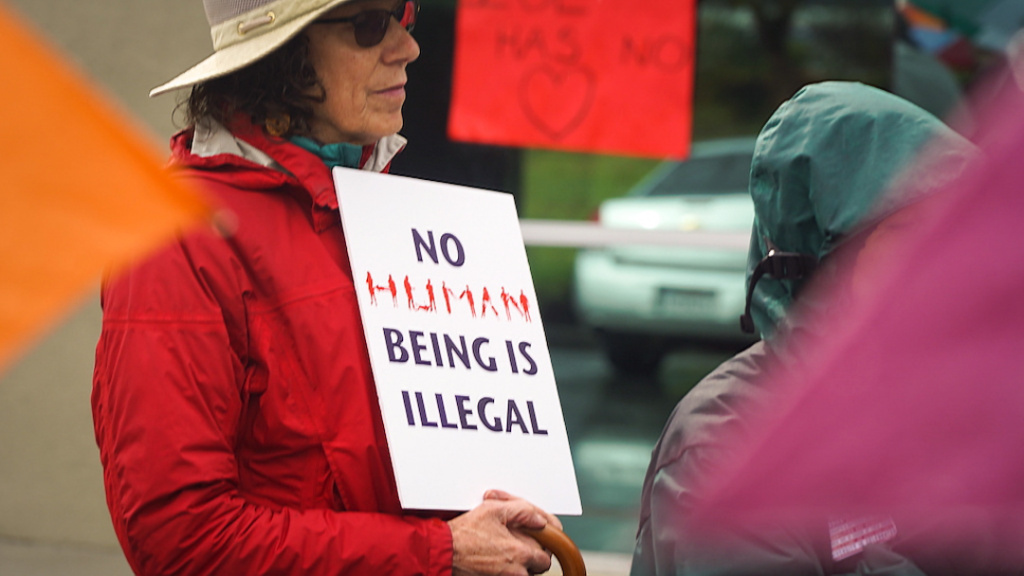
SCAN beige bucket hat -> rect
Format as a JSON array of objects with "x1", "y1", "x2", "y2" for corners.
[{"x1": 150, "y1": 0, "x2": 356, "y2": 97}]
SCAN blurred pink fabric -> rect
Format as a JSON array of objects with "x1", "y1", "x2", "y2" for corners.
[{"x1": 692, "y1": 77, "x2": 1024, "y2": 564}]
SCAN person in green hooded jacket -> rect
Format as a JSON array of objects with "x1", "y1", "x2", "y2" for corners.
[{"x1": 630, "y1": 81, "x2": 979, "y2": 576}]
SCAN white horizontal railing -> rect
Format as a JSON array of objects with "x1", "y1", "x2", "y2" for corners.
[{"x1": 518, "y1": 219, "x2": 750, "y2": 250}]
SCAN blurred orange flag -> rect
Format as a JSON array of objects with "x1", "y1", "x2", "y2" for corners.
[{"x1": 0, "y1": 3, "x2": 210, "y2": 372}]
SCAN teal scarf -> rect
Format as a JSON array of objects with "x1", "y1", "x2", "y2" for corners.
[{"x1": 290, "y1": 136, "x2": 363, "y2": 169}]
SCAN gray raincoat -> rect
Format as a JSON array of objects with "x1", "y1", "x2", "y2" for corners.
[{"x1": 631, "y1": 81, "x2": 978, "y2": 576}]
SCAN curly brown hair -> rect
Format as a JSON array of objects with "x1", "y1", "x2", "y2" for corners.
[{"x1": 182, "y1": 33, "x2": 325, "y2": 138}]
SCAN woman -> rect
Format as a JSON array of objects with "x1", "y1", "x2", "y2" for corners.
[{"x1": 92, "y1": 0, "x2": 560, "y2": 574}]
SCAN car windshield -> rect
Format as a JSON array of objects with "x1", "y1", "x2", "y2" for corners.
[{"x1": 646, "y1": 152, "x2": 754, "y2": 197}]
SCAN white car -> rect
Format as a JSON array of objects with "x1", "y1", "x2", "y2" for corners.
[{"x1": 572, "y1": 138, "x2": 759, "y2": 375}]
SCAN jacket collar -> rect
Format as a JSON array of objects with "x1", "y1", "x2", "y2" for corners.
[{"x1": 170, "y1": 116, "x2": 406, "y2": 215}]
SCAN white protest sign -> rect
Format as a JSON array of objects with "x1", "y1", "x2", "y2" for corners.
[{"x1": 334, "y1": 168, "x2": 581, "y2": 515}]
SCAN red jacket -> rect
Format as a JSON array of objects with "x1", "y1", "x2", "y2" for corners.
[{"x1": 92, "y1": 119, "x2": 453, "y2": 575}]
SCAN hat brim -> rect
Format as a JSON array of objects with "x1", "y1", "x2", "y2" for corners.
[{"x1": 150, "y1": 0, "x2": 352, "y2": 97}]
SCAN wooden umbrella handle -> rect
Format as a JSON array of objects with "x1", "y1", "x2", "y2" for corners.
[{"x1": 524, "y1": 525, "x2": 587, "y2": 576}]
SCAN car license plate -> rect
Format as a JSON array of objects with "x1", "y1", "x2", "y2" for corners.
[{"x1": 657, "y1": 288, "x2": 716, "y2": 316}]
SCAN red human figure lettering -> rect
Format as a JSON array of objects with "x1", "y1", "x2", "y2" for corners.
[
  {"x1": 366, "y1": 271, "x2": 394, "y2": 307},
  {"x1": 442, "y1": 282, "x2": 455, "y2": 314},
  {"x1": 519, "y1": 290, "x2": 532, "y2": 322},
  {"x1": 404, "y1": 275, "x2": 416, "y2": 309},
  {"x1": 501, "y1": 287, "x2": 522, "y2": 320},
  {"x1": 460, "y1": 285, "x2": 477, "y2": 318},
  {"x1": 366, "y1": 271, "x2": 377, "y2": 305},
  {"x1": 388, "y1": 275, "x2": 397, "y2": 307},
  {"x1": 419, "y1": 279, "x2": 437, "y2": 312},
  {"x1": 480, "y1": 287, "x2": 498, "y2": 318}
]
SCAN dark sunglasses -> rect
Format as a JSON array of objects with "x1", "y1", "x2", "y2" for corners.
[{"x1": 314, "y1": 0, "x2": 419, "y2": 48}]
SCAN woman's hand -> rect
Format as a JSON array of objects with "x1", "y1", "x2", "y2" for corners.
[{"x1": 449, "y1": 490, "x2": 564, "y2": 576}]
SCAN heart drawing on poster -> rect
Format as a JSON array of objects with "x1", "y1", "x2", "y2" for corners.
[{"x1": 518, "y1": 64, "x2": 596, "y2": 141}]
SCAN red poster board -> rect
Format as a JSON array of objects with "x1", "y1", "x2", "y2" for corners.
[{"x1": 449, "y1": 0, "x2": 696, "y2": 159}]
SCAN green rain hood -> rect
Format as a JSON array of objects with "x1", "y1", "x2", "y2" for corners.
[{"x1": 746, "y1": 81, "x2": 977, "y2": 338}]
